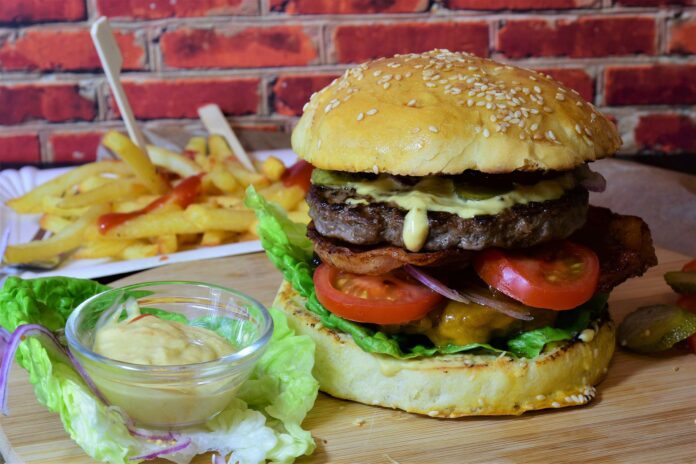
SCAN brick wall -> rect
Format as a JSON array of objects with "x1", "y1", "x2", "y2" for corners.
[{"x1": 0, "y1": 0, "x2": 694, "y2": 167}]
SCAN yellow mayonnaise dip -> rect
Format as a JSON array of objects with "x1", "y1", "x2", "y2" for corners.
[{"x1": 94, "y1": 313, "x2": 234, "y2": 366}]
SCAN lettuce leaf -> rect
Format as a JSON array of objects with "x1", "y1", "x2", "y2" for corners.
[
  {"x1": 0, "y1": 276, "x2": 318, "y2": 464},
  {"x1": 245, "y1": 187, "x2": 609, "y2": 360},
  {"x1": 507, "y1": 293, "x2": 609, "y2": 358}
]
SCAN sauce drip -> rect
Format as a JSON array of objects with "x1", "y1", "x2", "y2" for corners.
[{"x1": 98, "y1": 174, "x2": 202, "y2": 234}]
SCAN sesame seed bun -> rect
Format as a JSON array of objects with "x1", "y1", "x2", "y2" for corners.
[
  {"x1": 274, "y1": 280, "x2": 615, "y2": 417},
  {"x1": 292, "y1": 49, "x2": 621, "y2": 175}
]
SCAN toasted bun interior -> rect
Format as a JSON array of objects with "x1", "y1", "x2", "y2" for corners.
[
  {"x1": 274, "y1": 280, "x2": 615, "y2": 417},
  {"x1": 292, "y1": 49, "x2": 620, "y2": 175}
]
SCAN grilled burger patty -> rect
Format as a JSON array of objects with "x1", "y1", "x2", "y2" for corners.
[{"x1": 307, "y1": 184, "x2": 589, "y2": 251}]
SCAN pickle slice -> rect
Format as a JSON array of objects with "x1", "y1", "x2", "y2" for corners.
[
  {"x1": 618, "y1": 304, "x2": 696, "y2": 353},
  {"x1": 664, "y1": 271, "x2": 696, "y2": 295},
  {"x1": 455, "y1": 182, "x2": 512, "y2": 200}
]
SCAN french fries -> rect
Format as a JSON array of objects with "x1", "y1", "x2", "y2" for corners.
[
  {"x1": 4, "y1": 131, "x2": 309, "y2": 266},
  {"x1": 102, "y1": 131, "x2": 169, "y2": 194}
]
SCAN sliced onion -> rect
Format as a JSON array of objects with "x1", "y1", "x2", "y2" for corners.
[
  {"x1": 404, "y1": 265, "x2": 471, "y2": 303},
  {"x1": 0, "y1": 324, "x2": 109, "y2": 415},
  {"x1": 458, "y1": 286, "x2": 534, "y2": 321},
  {"x1": 576, "y1": 166, "x2": 606, "y2": 192},
  {"x1": 130, "y1": 437, "x2": 191, "y2": 461},
  {"x1": 127, "y1": 424, "x2": 177, "y2": 442},
  {"x1": 404, "y1": 265, "x2": 533, "y2": 321}
]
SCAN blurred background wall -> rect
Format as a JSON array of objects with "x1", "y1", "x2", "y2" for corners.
[{"x1": 0, "y1": 0, "x2": 694, "y2": 169}]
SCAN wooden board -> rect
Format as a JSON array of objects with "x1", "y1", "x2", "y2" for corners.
[{"x1": 1, "y1": 248, "x2": 695, "y2": 463}]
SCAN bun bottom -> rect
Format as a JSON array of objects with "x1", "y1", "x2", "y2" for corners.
[{"x1": 273, "y1": 280, "x2": 616, "y2": 417}]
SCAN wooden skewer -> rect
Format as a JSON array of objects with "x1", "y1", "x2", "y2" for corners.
[
  {"x1": 90, "y1": 17, "x2": 148, "y2": 153},
  {"x1": 198, "y1": 104, "x2": 257, "y2": 173}
]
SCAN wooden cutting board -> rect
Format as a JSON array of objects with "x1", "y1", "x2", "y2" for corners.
[{"x1": 1, "y1": 248, "x2": 695, "y2": 464}]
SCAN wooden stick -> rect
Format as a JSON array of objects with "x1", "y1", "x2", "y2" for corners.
[
  {"x1": 198, "y1": 104, "x2": 257, "y2": 173},
  {"x1": 90, "y1": 17, "x2": 148, "y2": 152}
]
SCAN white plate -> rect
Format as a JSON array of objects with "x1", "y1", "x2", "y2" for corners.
[{"x1": 0, "y1": 149, "x2": 297, "y2": 279}]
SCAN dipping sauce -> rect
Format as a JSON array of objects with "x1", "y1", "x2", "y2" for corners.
[{"x1": 94, "y1": 313, "x2": 234, "y2": 366}]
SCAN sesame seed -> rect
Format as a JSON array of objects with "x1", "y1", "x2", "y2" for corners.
[
  {"x1": 575, "y1": 124, "x2": 582, "y2": 134},
  {"x1": 584, "y1": 127, "x2": 592, "y2": 137},
  {"x1": 486, "y1": 102, "x2": 493, "y2": 109},
  {"x1": 536, "y1": 394, "x2": 546, "y2": 401},
  {"x1": 426, "y1": 82, "x2": 436, "y2": 88},
  {"x1": 531, "y1": 123, "x2": 539, "y2": 131},
  {"x1": 474, "y1": 125, "x2": 482, "y2": 133},
  {"x1": 543, "y1": 106, "x2": 553, "y2": 113},
  {"x1": 383, "y1": 82, "x2": 390, "y2": 89},
  {"x1": 476, "y1": 101, "x2": 486, "y2": 107},
  {"x1": 490, "y1": 115, "x2": 497, "y2": 122},
  {"x1": 366, "y1": 108, "x2": 378, "y2": 116},
  {"x1": 483, "y1": 128, "x2": 491, "y2": 138},
  {"x1": 556, "y1": 93, "x2": 565, "y2": 101},
  {"x1": 546, "y1": 130, "x2": 557, "y2": 141},
  {"x1": 529, "y1": 75, "x2": 537, "y2": 81},
  {"x1": 534, "y1": 86, "x2": 541, "y2": 94},
  {"x1": 407, "y1": 99, "x2": 417, "y2": 107},
  {"x1": 373, "y1": 70, "x2": 382, "y2": 77},
  {"x1": 429, "y1": 125, "x2": 439, "y2": 133},
  {"x1": 405, "y1": 72, "x2": 413, "y2": 78},
  {"x1": 372, "y1": 164, "x2": 379, "y2": 174},
  {"x1": 519, "y1": 132, "x2": 526, "y2": 140},
  {"x1": 357, "y1": 112, "x2": 364, "y2": 121},
  {"x1": 552, "y1": 402, "x2": 561, "y2": 408}
]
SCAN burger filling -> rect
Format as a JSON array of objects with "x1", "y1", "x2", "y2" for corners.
[{"x1": 308, "y1": 168, "x2": 589, "y2": 253}]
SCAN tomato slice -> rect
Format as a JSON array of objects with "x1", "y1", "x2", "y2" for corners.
[
  {"x1": 313, "y1": 263, "x2": 443, "y2": 324},
  {"x1": 282, "y1": 160, "x2": 314, "y2": 193},
  {"x1": 677, "y1": 295, "x2": 696, "y2": 312},
  {"x1": 473, "y1": 241, "x2": 600, "y2": 311},
  {"x1": 682, "y1": 259, "x2": 696, "y2": 273}
]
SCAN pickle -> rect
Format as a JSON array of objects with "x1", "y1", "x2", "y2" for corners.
[
  {"x1": 455, "y1": 182, "x2": 512, "y2": 200},
  {"x1": 664, "y1": 271, "x2": 696, "y2": 295},
  {"x1": 618, "y1": 304, "x2": 696, "y2": 353}
]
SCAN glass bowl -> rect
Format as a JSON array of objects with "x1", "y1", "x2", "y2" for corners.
[{"x1": 65, "y1": 281, "x2": 273, "y2": 428}]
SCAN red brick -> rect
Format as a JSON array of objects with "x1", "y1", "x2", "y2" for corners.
[
  {"x1": 333, "y1": 22, "x2": 489, "y2": 63},
  {"x1": 444, "y1": 0, "x2": 595, "y2": 9},
  {"x1": 96, "y1": 0, "x2": 256, "y2": 19},
  {"x1": 538, "y1": 68, "x2": 594, "y2": 102},
  {"x1": 161, "y1": 26, "x2": 318, "y2": 69},
  {"x1": 0, "y1": 133, "x2": 40, "y2": 164},
  {"x1": 270, "y1": 0, "x2": 428, "y2": 13},
  {"x1": 117, "y1": 78, "x2": 259, "y2": 119},
  {"x1": 498, "y1": 17, "x2": 656, "y2": 59},
  {"x1": 49, "y1": 132, "x2": 103, "y2": 164},
  {"x1": 669, "y1": 17, "x2": 696, "y2": 55},
  {"x1": 604, "y1": 65, "x2": 696, "y2": 106},
  {"x1": 273, "y1": 74, "x2": 339, "y2": 116},
  {"x1": 0, "y1": 84, "x2": 96, "y2": 124},
  {"x1": 0, "y1": 0, "x2": 85, "y2": 24},
  {"x1": 634, "y1": 114, "x2": 696, "y2": 153},
  {"x1": 616, "y1": 0, "x2": 691, "y2": 6},
  {"x1": 0, "y1": 29, "x2": 144, "y2": 72}
]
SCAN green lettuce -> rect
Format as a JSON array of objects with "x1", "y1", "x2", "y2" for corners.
[
  {"x1": 245, "y1": 187, "x2": 609, "y2": 360},
  {"x1": 0, "y1": 276, "x2": 318, "y2": 464}
]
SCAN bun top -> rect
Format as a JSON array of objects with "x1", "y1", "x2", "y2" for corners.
[{"x1": 291, "y1": 50, "x2": 621, "y2": 175}]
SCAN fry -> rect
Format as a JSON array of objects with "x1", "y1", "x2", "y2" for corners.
[
  {"x1": 59, "y1": 179, "x2": 148, "y2": 209},
  {"x1": 121, "y1": 242, "x2": 159, "y2": 260},
  {"x1": 105, "y1": 210, "x2": 201, "y2": 239},
  {"x1": 261, "y1": 156, "x2": 286, "y2": 181},
  {"x1": 74, "y1": 238, "x2": 135, "y2": 259},
  {"x1": 102, "y1": 131, "x2": 169, "y2": 195},
  {"x1": 147, "y1": 145, "x2": 202, "y2": 178},
  {"x1": 208, "y1": 196, "x2": 244, "y2": 209},
  {"x1": 228, "y1": 162, "x2": 269, "y2": 188},
  {"x1": 155, "y1": 234, "x2": 178, "y2": 254},
  {"x1": 209, "y1": 165, "x2": 239, "y2": 193},
  {"x1": 194, "y1": 153, "x2": 212, "y2": 172},
  {"x1": 208, "y1": 134, "x2": 233, "y2": 163},
  {"x1": 261, "y1": 185, "x2": 305, "y2": 211},
  {"x1": 42, "y1": 197, "x2": 89, "y2": 217},
  {"x1": 185, "y1": 136, "x2": 207, "y2": 157},
  {"x1": 78, "y1": 175, "x2": 115, "y2": 193},
  {"x1": 39, "y1": 215, "x2": 73, "y2": 234},
  {"x1": 4, "y1": 205, "x2": 108, "y2": 264},
  {"x1": 184, "y1": 204, "x2": 255, "y2": 232},
  {"x1": 7, "y1": 161, "x2": 131, "y2": 213},
  {"x1": 113, "y1": 195, "x2": 159, "y2": 213},
  {"x1": 287, "y1": 210, "x2": 311, "y2": 225},
  {"x1": 200, "y1": 230, "x2": 234, "y2": 247}
]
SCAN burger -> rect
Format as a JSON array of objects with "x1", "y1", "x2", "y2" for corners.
[{"x1": 252, "y1": 49, "x2": 657, "y2": 417}]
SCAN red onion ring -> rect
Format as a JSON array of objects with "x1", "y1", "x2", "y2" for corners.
[
  {"x1": 404, "y1": 265, "x2": 533, "y2": 321},
  {"x1": 129, "y1": 437, "x2": 192, "y2": 461}
]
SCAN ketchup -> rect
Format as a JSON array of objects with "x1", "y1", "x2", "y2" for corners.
[
  {"x1": 98, "y1": 174, "x2": 202, "y2": 234},
  {"x1": 282, "y1": 160, "x2": 314, "y2": 193}
]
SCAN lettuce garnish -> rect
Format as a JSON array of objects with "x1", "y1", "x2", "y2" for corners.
[
  {"x1": 245, "y1": 186, "x2": 609, "y2": 360},
  {"x1": 0, "y1": 276, "x2": 318, "y2": 464}
]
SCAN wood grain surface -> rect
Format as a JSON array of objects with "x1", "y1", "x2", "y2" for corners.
[{"x1": 1, "y1": 248, "x2": 695, "y2": 464}]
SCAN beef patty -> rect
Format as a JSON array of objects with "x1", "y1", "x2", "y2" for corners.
[{"x1": 307, "y1": 184, "x2": 589, "y2": 251}]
